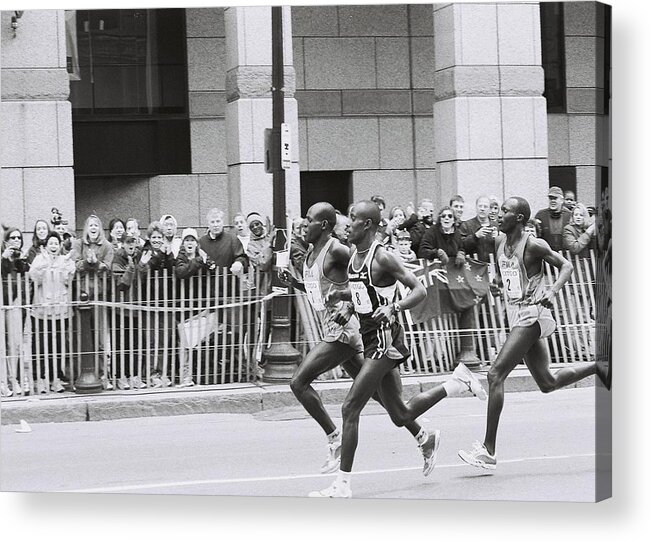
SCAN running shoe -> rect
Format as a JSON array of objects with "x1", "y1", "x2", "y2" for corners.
[
  {"x1": 178, "y1": 376, "x2": 195, "y2": 388},
  {"x1": 458, "y1": 441, "x2": 497, "y2": 470},
  {"x1": 320, "y1": 439, "x2": 342, "y2": 474},
  {"x1": 419, "y1": 429, "x2": 441, "y2": 477},
  {"x1": 0, "y1": 382, "x2": 12, "y2": 397},
  {"x1": 452, "y1": 363, "x2": 487, "y2": 400},
  {"x1": 50, "y1": 379, "x2": 65, "y2": 393},
  {"x1": 308, "y1": 481, "x2": 352, "y2": 498},
  {"x1": 117, "y1": 376, "x2": 131, "y2": 390},
  {"x1": 130, "y1": 375, "x2": 147, "y2": 389}
]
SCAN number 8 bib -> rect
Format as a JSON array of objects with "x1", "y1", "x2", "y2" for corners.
[{"x1": 350, "y1": 281, "x2": 373, "y2": 314}]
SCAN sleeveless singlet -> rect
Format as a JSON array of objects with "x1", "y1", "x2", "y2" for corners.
[
  {"x1": 496, "y1": 232, "x2": 556, "y2": 338},
  {"x1": 347, "y1": 241, "x2": 397, "y2": 333},
  {"x1": 303, "y1": 237, "x2": 361, "y2": 345}
]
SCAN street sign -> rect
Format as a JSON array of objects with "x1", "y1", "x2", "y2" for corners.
[{"x1": 281, "y1": 123, "x2": 291, "y2": 170}]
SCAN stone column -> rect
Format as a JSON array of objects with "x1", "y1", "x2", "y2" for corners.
[
  {"x1": 433, "y1": 3, "x2": 549, "y2": 214},
  {"x1": 0, "y1": 10, "x2": 75, "y2": 233},
  {"x1": 224, "y1": 6, "x2": 300, "y2": 221}
]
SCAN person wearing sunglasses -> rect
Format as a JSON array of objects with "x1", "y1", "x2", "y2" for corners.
[
  {"x1": 1, "y1": 228, "x2": 30, "y2": 397},
  {"x1": 417, "y1": 206, "x2": 466, "y2": 267}
]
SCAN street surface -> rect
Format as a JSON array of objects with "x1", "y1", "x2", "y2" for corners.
[{"x1": 1, "y1": 387, "x2": 602, "y2": 501}]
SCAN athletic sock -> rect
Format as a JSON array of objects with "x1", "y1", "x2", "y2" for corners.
[
  {"x1": 415, "y1": 428, "x2": 428, "y2": 446},
  {"x1": 336, "y1": 470, "x2": 352, "y2": 487},
  {"x1": 327, "y1": 428, "x2": 341, "y2": 443},
  {"x1": 443, "y1": 378, "x2": 465, "y2": 398}
]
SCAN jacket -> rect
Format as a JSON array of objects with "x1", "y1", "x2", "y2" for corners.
[
  {"x1": 562, "y1": 224, "x2": 595, "y2": 259},
  {"x1": 28, "y1": 253, "x2": 76, "y2": 320}
]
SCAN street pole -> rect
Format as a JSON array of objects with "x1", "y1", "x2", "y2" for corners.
[{"x1": 261, "y1": 6, "x2": 301, "y2": 382}]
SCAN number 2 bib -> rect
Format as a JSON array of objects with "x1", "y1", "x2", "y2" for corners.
[
  {"x1": 350, "y1": 280, "x2": 373, "y2": 314},
  {"x1": 501, "y1": 267, "x2": 523, "y2": 300}
]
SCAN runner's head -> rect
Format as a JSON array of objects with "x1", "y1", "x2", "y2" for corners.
[
  {"x1": 499, "y1": 197, "x2": 530, "y2": 233},
  {"x1": 348, "y1": 200, "x2": 381, "y2": 245},
  {"x1": 305, "y1": 202, "x2": 337, "y2": 244}
]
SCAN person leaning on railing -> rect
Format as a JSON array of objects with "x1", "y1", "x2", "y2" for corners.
[
  {"x1": 28, "y1": 231, "x2": 76, "y2": 394},
  {"x1": 562, "y1": 203, "x2": 596, "y2": 260},
  {"x1": 418, "y1": 206, "x2": 466, "y2": 268},
  {"x1": 71, "y1": 214, "x2": 114, "y2": 390},
  {"x1": 1, "y1": 227, "x2": 31, "y2": 397}
]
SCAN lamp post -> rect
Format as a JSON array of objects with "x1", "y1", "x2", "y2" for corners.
[
  {"x1": 261, "y1": 6, "x2": 301, "y2": 382},
  {"x1": 74, "y1": 292, "x2": 103, "y2": 394}
]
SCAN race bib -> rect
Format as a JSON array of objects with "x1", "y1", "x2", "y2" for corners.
[
  {"x1": 303, "y1": 268, "x2": 325, "y2": 311},
  {"x1": 350, "y1": 280, "x2": 373, "y2": 314},
  {"x1": 502, "y1": 267, "x2": 523, "y2": 300}
]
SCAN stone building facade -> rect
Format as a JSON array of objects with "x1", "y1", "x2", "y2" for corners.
[{"x1": 0, "y1": 3, "x2": 610, "y2": 234}]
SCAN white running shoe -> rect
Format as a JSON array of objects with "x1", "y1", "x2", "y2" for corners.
[
  {"x1": 308, "y1": 481, "x2": 352, "y2": 498},
  {"x1": 458, "y1": 440, "x2": 497, "y2": 470},
  {"x1": 419, "y1": 429, "x2": 441, "y2": 477},
  {"x1": 320, "y1": 439, "x2": 342, "y2": 474},
  {"x1": 452, "y1": 363, "x2": 487, "y2": 400}
]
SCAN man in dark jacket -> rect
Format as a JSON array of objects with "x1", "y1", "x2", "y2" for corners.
[
  {"x1": 198, "y1": 208, "x2": 248, "y2": 273},
  {"x1": 459, "y1": 196, "x2": 497, "y2": 263},
  {"x1": 534, "y1": 187, "x2": 571, "y2": 252}
]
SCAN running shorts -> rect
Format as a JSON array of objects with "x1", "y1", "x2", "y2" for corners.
[
  {"x1": 360, "y1": 319, "x2": 410, "y2": 364},
  {"x1": 506, "y1": 303, "x2": 556, "y2": 339}
]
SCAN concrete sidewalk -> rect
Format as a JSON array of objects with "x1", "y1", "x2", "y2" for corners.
[{"x1": 0, "y1": 365, "x2": 596, "y2": 425}]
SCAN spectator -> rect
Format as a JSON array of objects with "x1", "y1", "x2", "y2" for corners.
[
  {"x1": 394, "y1": 229, "x2": 417, "y2": 263},
  {"x1": 459, "y1": 195, "x2": 497, "y2": 263},
  {"x1": 108, "y1": 218, "x2": 126, "y2": 252},
  {"x1": 534, "y1": 186, "x2": 571, "y2": 252},
  {"x1": 397, "y1": 198, "x2": 435, "y2": 255},
  {"x1": 385, "y1": 206, "x2": 406, "y2": 247},
  {"x1": 450, "y1": 195, "x2": 465, "y2": 225},
  {"x1": 524, "y1": 219, "x2": 541, "y2": 238},
  {"x1": 71, "y1": 214, "x2": 114, "y2": 389},
  {"x1": 28, "y1": 232, "x2": 76, "y2": 394},
  {"x1": 126, "y1": 218, "x2": 146, "y2": 248},
  {"x1": 418, "y1": 206, "x2": 465, "y2": 267},
  {"x1": 175, "y1": 228, "x2": 215, "y2": 388},
  {"x1": 232, "y1": 212, "x2": 250, "y2": 251},
  {"x1": 290, "y1": 217, "x2": 309, "y2": 273},
  {"x1": 563, "y1": 203, "x2": 596, "y2": 259},
  {"x1": 198, "y1": 208, "x2": 247, "y2": 274},
  {"x1": 245, "y1": 213, "x2": 273, "y2": 272},
  {"x1": 564, "y1": 190, "x2": 577, "y2": 212},
  {"x1": 111, "y1": 234, "x2": 147, "y2": 390},
  {"x1": 160, "y1": 214, "x2": 182, "y2": 258},
  {"x1": 488, "y1": 196, "x2": 500, "y2": 223},
  {"x1": 333, "y1": 213, "x2": 352, "y2": 247},
  {"x1": 26, "y1": 219, "x2": 51, "y2": 264},
  {"x1": 370, "y1": 195, "x2": 388, "y2": 239},
  {"x1": 1, "y1": 228, "x2": 30, "y2": 396},
  {"x1": 137, "y1": 221, "x2": 174, "y2": 387},
  {"x1": 51, "y1": 208, "x2": 74, "y2": 255}
]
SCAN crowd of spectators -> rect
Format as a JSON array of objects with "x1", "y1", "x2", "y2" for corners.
[{"x1": 1, "y1": 186, "x2": 599, "y2": 397}]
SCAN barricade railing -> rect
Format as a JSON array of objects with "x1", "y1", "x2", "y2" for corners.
[
  {"x1": 1, "y1": 266, "x2": 268, "y2": 397},
  {"x1": 1, "y1": 248, "x2": 603, "y2": 399}
]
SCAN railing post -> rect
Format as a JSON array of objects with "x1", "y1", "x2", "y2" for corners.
[
  {"x1": 454, "y1": 307, "x2": 483, "y2": 371},
  {"x1": 74, "y1": 292, "x2": 102, "y2": 394}
]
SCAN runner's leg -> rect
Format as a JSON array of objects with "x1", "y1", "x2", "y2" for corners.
[
  {"x1": 290, "y1": 340, "x2": 355, "y2": 435},
  {"x1": 340, "y1": 356, "x2": 396, "y2": 472},
  {"x1": 524, "y1": 338, "x2": 597, "y2": 393},
  {"x1": 484, "y1": 325, "x2": 541, "y2": 455},
  {"x1": 343, "y1": 355, "x2": 422, "y2": 437}
]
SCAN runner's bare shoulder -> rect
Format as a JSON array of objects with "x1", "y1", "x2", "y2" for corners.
[{"x1": 329, "y1": 237, "x2": 352, "y2": 264}]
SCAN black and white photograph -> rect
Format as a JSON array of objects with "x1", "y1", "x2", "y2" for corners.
[{"x1": 0, "y1": 0, "x2": 640, "y2": 539}]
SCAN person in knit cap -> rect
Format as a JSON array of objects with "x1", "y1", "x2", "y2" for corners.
[
  {"x1": 245, "y1": 212, "x2": 273, "y2": 272},
  {"x1": 534, "y1": 187, "x2": 571, "y2": 252}
]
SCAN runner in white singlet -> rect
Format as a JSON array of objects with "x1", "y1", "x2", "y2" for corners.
[{"x1": 458, "y1": 196, "x2": 609, "y2": 471}]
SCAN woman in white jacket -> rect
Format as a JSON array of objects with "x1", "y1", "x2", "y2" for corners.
[{"x1": 29, "y1": 232, "x2": 76, "y2": 393}]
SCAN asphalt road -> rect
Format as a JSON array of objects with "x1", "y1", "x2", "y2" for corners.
[{"x1": 1, "y1": 387, "x2": 603, "y2": 502}]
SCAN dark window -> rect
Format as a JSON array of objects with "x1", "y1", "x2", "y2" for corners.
[
  {"x1": 300, "y1": 171, "x2": 352, "y2": 216},
  {"x1": 70, "y1": 9, "x2": 190, "y2": 177},
  {"x1": 540, "y1": 3, "x2": 566, "y2": 114},
  {"x1": 549, "y1": 166, "x2": 576, "y2": 197},
  {"x1": 602, "y1": 4, "x2": 611, "y2": 115}
]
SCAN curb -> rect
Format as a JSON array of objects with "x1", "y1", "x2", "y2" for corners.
[{"x1": 0, "y1": 365, "x2": 596, "y2": 426}]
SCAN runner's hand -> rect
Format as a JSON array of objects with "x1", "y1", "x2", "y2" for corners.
[
  {"x1": 371, "y1": 304, "x2": 394, "y2": 325},
  {"x1": 529, "y1": 288, "x2": 555, "y2": 309},
  {"x1": 277, "y1": 268, "x2": 293, "y2": 286},
  {"x1": 332, "y1": 304, "x2": 353, "y2": 326}
]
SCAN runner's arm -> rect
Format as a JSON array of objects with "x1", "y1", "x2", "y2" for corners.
[{"x1": 529, "y1": 238, "x2": 573, "y2": 308}]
